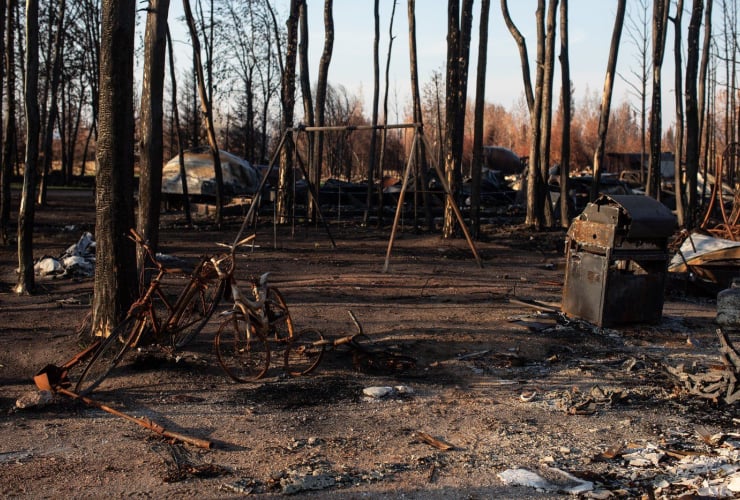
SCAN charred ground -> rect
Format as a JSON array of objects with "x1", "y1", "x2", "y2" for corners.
[{"x1": 0, "y1": 190, "x2": 735, "y2": 499}]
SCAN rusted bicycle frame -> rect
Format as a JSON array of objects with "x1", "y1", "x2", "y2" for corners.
[
  {"x1": 210, "y1": 235, "x2": 325, "y2": 381},
  {"x1": 72, "y1": 228, "x2": 225, "y2": 395},
  {"x1": 305, "y1": 310, "x2": 416, "y2": 373},
  {"x1": 126, "y1": 228, "x2": 222, "y2": 349}
]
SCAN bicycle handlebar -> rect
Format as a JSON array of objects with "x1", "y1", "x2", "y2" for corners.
[{"x1": 210, "y1": 234, "x2": 256, "y2": 279}]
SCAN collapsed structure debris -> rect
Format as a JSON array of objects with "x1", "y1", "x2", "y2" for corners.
[
  {"x1": 669, "y1": 230, "x2": 740, "y2": 291},
  {"x1": 34, "y1": 231, "x2": 96, "y2": 277},
  {"x1": 667, "y1": 328, "x2": 740, "y2": 404}
]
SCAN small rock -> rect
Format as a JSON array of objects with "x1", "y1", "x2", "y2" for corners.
[
  {"x1": 16, "y1": 390, "x2": 54, "y2": 409},
  {"x1": 363, "y1": 386, "x2": 394, "y2": 399},
  {"x1": 281, "y1": 473, "x2": 336, "y2": 494}
]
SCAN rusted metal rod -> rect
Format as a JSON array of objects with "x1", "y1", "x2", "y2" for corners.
[{"x1": 55, "y1": 387, "x2": 213, "y2": 449}]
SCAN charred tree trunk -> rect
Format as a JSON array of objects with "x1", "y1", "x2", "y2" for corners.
[
  {"x1": 377, "y1": 0, "x2": 397, "y2": 225},
  {"x1": 37, "y1": 0, "x2": 65, "y2": 206},
  {"x1": 558, "y1": 0, "x2": 571, "y2": 227},
  {"x1": 470, "y1": 0, "x2": 490, "y2": 239},
  {"x1": 539, "y1": 0, "x2": 558, "y2": 227},
  {"x1": 0, "y1": 0, "x2": 12, "y2": 246},
  {"x1": 526, "y1": 1, "x2": 545, "y2": 228},
  {"x1": 364, "y1": 0, "x2": 380, "y2": 226},
  {"x1": 442, "y1": 0, "x2": 473, "y2": 238},
  {"x1": 137, "y1": 0, "x2": 170, "y2": 258},
  {"x1": 166, "y1": 25, "x2": 192, "y2": 226},
  {"x1": 647, "y1": 0, "x2": 669, "y2": 199},
  {"x1": 312, "y1": 0, "x2": 333, "y2": 222},
  {"x1": 16, "y1": 0, "x2": 41, "y2": 294},
  {"x1": 501, "y1": 0, "x2": 534, "y2": 111},
  {"x1": 406, "y1": 0, "x2": 432, "y2": 231},
  {"x1": 698, "y1": 0, "x2": 712, "y2": 192},
  {"x1": 276, "y1": 0, "x2": 299, "y2": 224},
  {"x1": 502, "y1": 0, "x2": 540, "y2": 227},
  {"x1": 183, "y1": 0, "x2": 223, "y2": 226},
  {"x1": 590, "y1": 0, "x2": 626, "y2": 202},
  {"x1": 92, "y1": 0, "x2": 138, "y2": 337},
  {"x1": 672, "y1": 0, "x2": 685, "y2": 227},
  {"x1": 297, "y1": 0, "x2": 313, "y2": 220},
  {"x1": 684, "y1": 0, "x2": 704, "y2": 228}
]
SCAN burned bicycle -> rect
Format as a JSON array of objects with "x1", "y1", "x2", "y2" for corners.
[
  {"x1": 285, "y1": 311, "x2": 416, "y2": 375},
  {"x1": 73, "y1": 228, "x2": 227, "y2": 395},
  {"x1": 210, "y1": 240, "x2": 326, "y2": 381}
]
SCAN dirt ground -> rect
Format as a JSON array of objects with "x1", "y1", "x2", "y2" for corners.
[{"x1": 1, "y1": 191, "x2": 738, "y2": 499}]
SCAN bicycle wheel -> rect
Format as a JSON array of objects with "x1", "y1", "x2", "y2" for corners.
[
  {"x1": 74, "y1": 314, "x2": 147, "y2": 395},
  {"x1": 284, "y1": 328, "x2": 325, "y2": 376},
  {"x1": 215, "y1": 312, "x2": 270, "y2": 382},
  {"x1": 265, "y1": 288, "x2": 294, "y2": 341},
  {"x1": 170, "y1": 259, "x2": 225, "y2": 349}
]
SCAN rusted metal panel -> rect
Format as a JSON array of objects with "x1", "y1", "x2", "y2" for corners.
[
  {"x1": 584, "y1": 194, "x2": 677, "y2": 239},
  {"x1": 562, "y1": 195, "x2": 677, "y2": 327},
  {"x1": 567, "y1": 220, "x2": 616, "y2": 252}
]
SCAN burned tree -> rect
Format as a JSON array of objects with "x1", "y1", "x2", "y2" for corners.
[
  {"x1": 311, "y1": 0, "x2": 334, "y2": 221},
  {"x1": 590, "y1": 0, "x2": 626, "y2": 202},
  {"x1": 406, "y1": 0, "x2": 433, "y2": 231},
  {"x1": 647, "y1": 0, "x2": 669, "y2": 199},
  {"x1": 16, "y1": 0, "x2": 41, "y2": 295},
  {"x1": 501, "y1": 0, "x2": 546, "y2": 228},
  {"x1": 92, "y1": 0, "x2": 138, "y2": 337},
  {"x1": 558, "y1": 0, "x2": 571, "y2": 227},
  {"x1": 138, "y1": 0, "x2": 170, "y2": 254},
  {"x1": 470, "y1": 0, "x2": 491, "y2": 238},
  {"x1": 671, "y1": 0, "x2": 685, "y2": 226},
  {"x1": 684, "y1": 0, "x2": 704, "y2": 228},
  {"x1": 442, "y1": 0, "x2": 473, "y2": 238},
  {"x1": 0, "y1": 0, "x2": 13, "y2": 246},
  {"x1": 364, "y1": 0, "x2": 380, "y2": 226},
  {"x1": 276, "y1": 0, "x2": 300, "y2": 224},
  {"x1": 183, "y1": 0, "x2": 224, "y2": 226}
]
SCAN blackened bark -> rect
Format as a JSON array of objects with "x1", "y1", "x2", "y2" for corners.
[
  {"x1": 138, "y1": 0, "x2": 170, "y2": 256},
  {"x1": 590, "y1": 0, "x2": 626, "y2": 202},
  {"x1": 685, "y1": 0, "x2": 704, "y2": 228},
  {"x1": 365, "y1": 0, "x2": 380, "y2": 225},
  {"x1": 92, "y1": 0, "x2": 138, "y2": 336},
  {"x1": 470, "y1": 0, "x2": 491, "y2": 238},
  {"x1": 672, "y1": 0, "x2": 685, "y2": 226},
  {"x1": 312, "y1": 0, "x2": 333, "y2": 222},
  {"x1": 166, "y1": 25, "x2": 192, "y2": 226},
  {"x1": 277, "y1": 0, "x2": 299, "y2": 223},
  {"x1": 647, "y1": 0, "x2": 669, "y2": 199},
  {"x1": 558, "y1": 0, "x2": 571, "y2": 227},
  {"x1": 183, "y1": 0, "x2": 224, "y2": 226},
  {"x1": 16, "y1": 0, "x2": 41, "y2": 294},
  {"x1": 0, "y1": 0, "x2": 11, "y2": 246},
  {"x1": 406, "y1": 0, "x2": 432, "y2": 230}
]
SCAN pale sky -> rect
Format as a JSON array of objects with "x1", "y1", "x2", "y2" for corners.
[
  {"x1": 166, "y1": 1, "x2": 701, "y2": 125},
  {"x1": 296, "y1": 0, "x2": 676, "y2": 121}
]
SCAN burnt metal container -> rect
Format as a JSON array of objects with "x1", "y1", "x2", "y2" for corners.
[{"x1": 562, "y1": 194, "x2": 677, "y2": 327}]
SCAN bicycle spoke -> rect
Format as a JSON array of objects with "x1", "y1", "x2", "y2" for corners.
[
  {"x1": 215, "y1": 312, "x2": 270, "y2": 382},
  {"x1": 170, "y1": 259, "x2": 225, "y2": 349},
  {"x1": 73, "y1": 315, "x2": 146, "y2": 395},
  {"x1": 284, "y1": 328, "x2": 325, "y2": 376}
]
